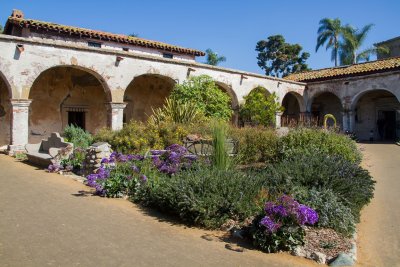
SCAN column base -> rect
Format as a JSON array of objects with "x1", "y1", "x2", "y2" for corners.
[{"x1": 7, "y1": 144, "x2": 27, "y2": 156}]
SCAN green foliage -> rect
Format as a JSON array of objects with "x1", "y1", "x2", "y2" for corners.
[
  {"x1": 170, "y1": 75, "x2": 232, "y2": 121},
  {"x1": 148, "y1": 98, "x2": 206, "y2": 125},
  {"x1": 0, "y1": 24, "x2": 3, "y2": 33},
  {"x1": 63, "y1": 124, "x2": 93, "y2": 149},
  {"x1": 240, "y1": 88, "x2": 282, "y2": 127},
  {"x1": 135, "y1": 165, "x2": 266, "y2": 228},
  {"x1": 256, "y1": 35, "x2": 310, "y2": 77},
  {"x1": 205, "y1": 48, "x2": 226, "y2": 66},
  {"x1": 230, "y1": 127, "x2": 279, "y2": 164},
  {"x1": 61, "y1": 148, "x2": 86, "y2": 170},
  {"x1": 250, "y1": 214, "x2": 305, "y2": 253},
  {"x1": 279, "y1": 128, "x2": 362, "y2": 164},
  {"x1": 295, "y1": 188, "x2": 356, "y2": 236},
  {"x1": 94, "y1": 122, "x2": 189, "y2": 154},
  {"x1": 263, "y1": 150, "x2": 375, "y2": 223},
  {"x1": 212, "y1": 121, "x2": 229, "y2": 170}
]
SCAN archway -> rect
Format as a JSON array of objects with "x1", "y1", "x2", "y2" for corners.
[
  {"x1": 215, "y1": 82, "x2": 240, "y2": 125},
  {"x1": 123, "y1": 74, "x2": 176, "y2": 123},
  {"x1": 309, "y1": 92, "x2": 343, "y2": 128},
  {"x1": 240, "y1": 86, "x2": 273, "y2": 126},
  {"x1": 281, "y1": 92, "x2": 305, "y2": 127},
  {"x1": 352, "y1": 89, "x2": 400, "y2": 141},
  {"x1": 0, "y1": 73, "x2": 11, "y2": 147},
  {"x1": 28, "y1": 66, "x2": 110, "y2": 143}
]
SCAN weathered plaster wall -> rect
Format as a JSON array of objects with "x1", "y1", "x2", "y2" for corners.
[
  {"x1": 28, "y1": 67, "x2": 108, "y2": 143},
  {"x1": 124, "y1": 75, "x2": 175, "y2": 122},
  {"x1": 0, "y1": 79, "x2": 11, "y2": 146},
  {"x1": 28, "y1": 32, "x2": 196, "y2": 61}
]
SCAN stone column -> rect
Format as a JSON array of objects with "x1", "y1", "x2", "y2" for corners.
[
  {"x1": 275, "y1": 111, "x2": 283, "y2": 128},
  {"x1": 342, "y1": 111, "x2": 349, "y2": 132},
  {"x1": 9, "y1": 99, "x2": 32, "y2": 152},
  {"x1": 348, "y1": 111, "x2": 355, "y2": 132},
  {"x1": 108, "y1": 103, "x2": 127, "y2": 131}
]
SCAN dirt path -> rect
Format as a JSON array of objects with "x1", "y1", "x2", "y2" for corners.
[
  {"x1": 0, "y1": 154, "x2": 316, "y2": 267},
  {"x1": 357, "y1": 143, "x2": 400, "y2": 267}
]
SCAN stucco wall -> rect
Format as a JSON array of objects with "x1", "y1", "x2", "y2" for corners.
[
  {"x1": 0, "y1": 79, "x2": 11, "y2": 146},
  {"x1": 28, "y1": 67, "x2": 108, "y2": 143}
]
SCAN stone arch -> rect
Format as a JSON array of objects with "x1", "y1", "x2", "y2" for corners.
[
  {"x1": 123, "y1": 74, "x2": 176, "y2": 123},
  {"x1": 0, "y1": 71, "x2": 12, "y2": 147},
  {"x1": 281, "y1": 91, "x2": 306, "y2": 127},
  {"x1": 215, "y1": 82, "x2": 240, "y2": 125},
  {"x1": 351, "y1": 89, "x2": 400, "y2": 141},
  {"x1": 28, "y1": 66, "x2": 110, "y2": 143},
  {"x1": 26, "y1": 64, "x2": 112, "y2": 102},
  {"x1": 308, "y1": 91, "x2": 343, "y2": 128}
]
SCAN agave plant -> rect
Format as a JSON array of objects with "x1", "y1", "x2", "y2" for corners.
[{"x1": 148, "y1": 98, "x2": 205, "y2": 125}]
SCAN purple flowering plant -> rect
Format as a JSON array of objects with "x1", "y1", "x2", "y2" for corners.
[
  {"x1": 260, "y1": 194, "x2": 318, "y2": 233},
  {"x1": 86, "y1": 144, "x2": 197, "y2": 197},
  {"x1": 251, "y1": 194, "x2": 318, "y2": 253},
  {"x1": 150, "y1": 144, "x2": 197, "y2": 175}
]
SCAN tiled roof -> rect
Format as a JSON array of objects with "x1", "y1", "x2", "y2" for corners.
[
  {"x1": 285, "y1": 57, "x2": 400, "y2": 82},
  {"x1": 5, "y1": 16, "x2": 205, "y2": 57}
]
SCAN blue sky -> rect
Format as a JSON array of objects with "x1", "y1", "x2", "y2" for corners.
[{"x1": 1, "y1": 1, "x2": 399, "y2": 74}]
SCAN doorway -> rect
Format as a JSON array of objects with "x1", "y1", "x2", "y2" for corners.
[
  {"x1": 68, "y1": 111, "x2": 86, "y2": 130},
  {"x1": 377, "y1": 110, "x2": 396, "y2": 141}
]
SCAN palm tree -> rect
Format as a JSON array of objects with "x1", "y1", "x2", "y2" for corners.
[
  {"x1": 316, "y1": 18, "x2": 343, "y2": 67},
  {"x1": 339, "y1": 24, "x2": 388, "y2": 65},
  {"x1": 205, "y1": 49, "x2": 226, "y2": 66}
]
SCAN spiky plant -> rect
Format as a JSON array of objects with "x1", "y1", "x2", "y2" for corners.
[{"x1": 148, "y1": 98, "x2": 205, "y2": 125}]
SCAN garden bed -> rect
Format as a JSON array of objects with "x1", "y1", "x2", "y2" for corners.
[{"x1": 45, "y1": 124, "x2": 374, "y2": 265}]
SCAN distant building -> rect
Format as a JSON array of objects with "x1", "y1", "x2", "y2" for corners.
[{"x1": 375, "y1": 36, "x2": 400, "y2": 59}]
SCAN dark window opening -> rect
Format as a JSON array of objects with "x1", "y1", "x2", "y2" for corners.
[
  {"x1": 163, "y1": 53, "x2": 173, "y2": 59},
  {"x1": 68, "y1": 111, "x2": 86, "y2": 130},
  {"x1": 88, "y1": 42, "x2": 102, "y2": 48},
  {"x1": 123, "y1": 47, "x2": 129, "y2": 52}
]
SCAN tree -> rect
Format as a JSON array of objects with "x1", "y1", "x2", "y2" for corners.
[
  {"x1": 170, "y1": 75, "x2": 232, "y2": 121},
  {"x1": 316, "y1": 18, "x2": 343, "y2": 67},
  {"x1": 256, "y1": 35, "x2": 310, "y2": 78},
  {"x1": 205, "y1": 48, "x2": 226, "y2": 66},
  {"x1": 0, "y1": 24, "x2": 3, "y2": 33},
  {"x1": 339, "y1": 24, "x2": 388, "y2": 65},
  {"x1": 129, "y1": 33, "x2": 139, "y2": 37},
  {"x1": 239, "y1": 87, "x2": 282, "y2": 127}
]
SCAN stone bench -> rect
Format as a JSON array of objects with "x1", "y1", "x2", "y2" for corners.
[{"x1": 25, "y1": 132, "x2": 73, "y2": 167}]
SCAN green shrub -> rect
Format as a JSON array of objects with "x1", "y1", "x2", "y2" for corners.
[
  {"x1": 251, "y1": 219, "x2": 305, "y2": 253},
  {"x1": 135, "y1": 165, "x2": 266, "y2": 228},
  {"x1": 230, "y1": 127, "x2": 279, "y2": 164},
  {"x1": 262, "y1": 150, "x2": 375, "y2": 222},
  {"x1": 295, "y1": 188, "x2": 356, "y2": 236},
  {"x1": 279, "y1": 128, "x2": 362, "y2": 164},
  {"x1": 63, "y1": 124, "x2": 93, "y2": 149},
  {"x1": 170, "y1": 75, "x2": 233, "y2": 121},
  {"x1": 94, "y1": 122, "x2": 189, "y2": 154},
  {"x1": 239, "y1": 87, "x2": 282, "y2": 127}
]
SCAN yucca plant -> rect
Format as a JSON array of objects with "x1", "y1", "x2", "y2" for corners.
[{"x1": 148, "y1": 97, "x2": 205, "y2": 125}]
